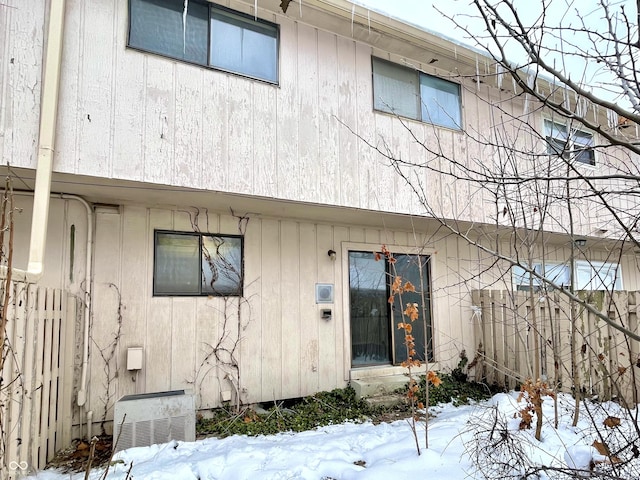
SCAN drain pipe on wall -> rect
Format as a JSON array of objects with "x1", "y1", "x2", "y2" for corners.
[
  {"x1": 13, "y1": 191, "x2": 94, "y2": 438},
  {"x1": 59, "y1": 194, "x2": 94, "y2": 412},
  {"x1": 4, "y1": 0, "x2": 66, "y2": 283},
  {"x1": 30, "y1": 0, "x2": 97, "y2": 439},
  {"x1": 7, "y1": 0, "x2": 96, "y2": 448}
]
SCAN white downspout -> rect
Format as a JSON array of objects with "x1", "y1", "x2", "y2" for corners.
[
  {"x1": 3, "y1": 0, "x2": 66, "y2": 283},
  {"x1": 10, "y1": 0, "x2": 98, "y2": 435}
]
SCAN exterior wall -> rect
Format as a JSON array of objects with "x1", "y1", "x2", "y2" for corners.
[
  {"x1": 0, "y1": 0, "x2": 518, "y2": 226},
  {"x1": 9, "y1": 195, "x2": 89, "y2": 293},
  {"x1": 3, "y1": 0, "x2": 640, "y2": 427},
  {"x1": 76, "y1": 201, "x2": 640, "y2": 417},
  {"x1": 3, "y1": 0, "x2": 638, "y2": 238},
  {"x1": 0, "y1": 1, "x2": 45, "y2": 168},
  {"x1": 88, "y1": 203, "x2": 486, "y2": 415},
  {"x1": 6, "y1": 194, "x2": 640, "y2": 420}
]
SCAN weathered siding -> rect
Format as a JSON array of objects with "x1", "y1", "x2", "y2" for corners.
[
  {"x1": 0, "y1": 1, "x2": 45, "y2": 169},
  {"x1": 2, "y1": 0, "x2": 498, "y2": 222},
  {"x1": 3, "y1": 0, "x2": 640, "y2": 435},
  {"x1": 4, "y1": 0, "x2": 638, "y2": 239},
  {"x1": 6, "y1": 194, "x2": 639, "y2": 420},
  {"x1": 84, "y1": 203, "x2": 493, "y2": 417}
]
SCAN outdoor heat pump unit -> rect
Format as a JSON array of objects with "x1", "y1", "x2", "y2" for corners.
[{"x1": 113, "y1": 390, "x2": 195, "y2": 452}]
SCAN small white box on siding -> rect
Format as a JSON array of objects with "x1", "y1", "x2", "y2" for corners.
[{"x1": 127, "y1": 347, "x2": 144, "y2": 371}]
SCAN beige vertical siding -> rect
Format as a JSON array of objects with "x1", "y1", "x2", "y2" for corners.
[
  {"x1": 4, "y1": 0, "x2": 640, "y2": 430},
  {"x1": 4, "y1": 0, "x2": 637, "y2": 238},
  {"x1": 5, "y1": 195, "x2": 639, "y2": 418},
  {"x1": 84, "y1": 203, "x2": 507, "y2": 416},
  {"x1": 0, "y1": 1, "x2": 45, "y2": 168}
]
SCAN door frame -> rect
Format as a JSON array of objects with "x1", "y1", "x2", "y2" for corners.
[{"x1": 340, "y1": 242, "x2": 437, "y2": 381}]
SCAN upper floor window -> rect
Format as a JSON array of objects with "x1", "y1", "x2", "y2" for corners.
[
  {"x1": 544, "y1": 119, "x2": 595, "y2": 166},
  {"x1": 512, "y1": 260, "x2": 622, "y2": 291},
  {"x1": 372, "y1": 57, "x2": 462, "y2": 130},
  {"x1": 128, "y1": 0, "x2": 279, "y2": 83},
  {"x1": 154, "y1": 231, "x2": 243, "y2": 296}
]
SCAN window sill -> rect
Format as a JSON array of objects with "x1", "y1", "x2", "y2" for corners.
[
  {"x1": 126, "y1": 45, "x2": 280, "y2": 87},
  {"x1": 373, "y1": 108, "x2": 463, "y2": 133}
]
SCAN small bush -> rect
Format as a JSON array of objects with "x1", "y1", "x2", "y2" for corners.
[
  {"x1": 197, "y1": 387, "x2": 376, "y2": 438},
  {"x1": 419, "y1": 373, "x2": 499, "y2": 407},
  {"x1": 197, "y1": 374, "x2": 499, "y2": 438}
]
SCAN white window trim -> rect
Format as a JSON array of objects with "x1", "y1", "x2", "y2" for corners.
[
  {"x1": 543, "y1": 117, "x2": 596, "y2": 167},
  {"x1": 513, "y1": 260, "x2": 622, "y2": 291}
]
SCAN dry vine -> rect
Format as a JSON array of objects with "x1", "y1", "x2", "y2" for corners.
[
  {"x1": 91, "y1": 283, "x2": 124, "y2": 435},
  {"x1": 0, "y1": 178, "x2": 16, "y2": 475},
  {"x1": 186, "y1": 208, "x2": 254, "y2": 412}
]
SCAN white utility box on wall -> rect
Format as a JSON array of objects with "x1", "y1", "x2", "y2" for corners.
[
  {"x1": 126, "y1": 346, "x2": 143, "y2": 370},
  {"x1": 113, "y1": 390, "x2": 195, "y2": 452}
]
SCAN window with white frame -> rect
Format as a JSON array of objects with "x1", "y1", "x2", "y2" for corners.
[
  {"x1": 575, "y1": 261, "x2": 622, "y2": 290},
  {"x1": 154, "y1": 231, "x2": 243, "y2": 296},
  {"x1": 129, "y1": 0, "x2": 279, "y2": 83},
  {"x1": 512, "y1": 260, "x2": 622, "y2": 291},
  {"x1": 372, "y1": 57, "x2": 462, "y2": 130},
  {"x1": 544, "y1": 119, "x2": 595, "y2": 166}
]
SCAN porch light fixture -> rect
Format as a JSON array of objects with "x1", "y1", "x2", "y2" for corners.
[
  {"x1": 574, "y1": 238, "x2": 587, "y2": 247},
  {"x1": 327, "y1": 249, "x2": 337, "y2": 260}
]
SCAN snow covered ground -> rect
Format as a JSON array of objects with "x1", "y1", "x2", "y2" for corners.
[{"x1": 27, "y1": 392, "x2": 640, "y2": 479}]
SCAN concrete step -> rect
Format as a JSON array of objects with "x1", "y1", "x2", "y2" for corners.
[
  {"x1": 351, "y1": 374, "x2": 410, "y2": 399},
  {"x1": 363, "y1": 393, "x2": 407, "y2": 408}
]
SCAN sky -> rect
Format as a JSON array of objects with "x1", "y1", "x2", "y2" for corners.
[
  {"x1": 354, "y1": 0, "x2": 635, "y2": 42},
  {"x1": 354, "y1": 0, "x2": 637, "y2": 105}
]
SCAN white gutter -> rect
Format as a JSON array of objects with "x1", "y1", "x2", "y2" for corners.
[{"x1": 4, "y1": 0, "x2": 66, "y2": 283}]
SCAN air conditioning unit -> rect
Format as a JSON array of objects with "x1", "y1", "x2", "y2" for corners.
[
  {"x1": 113, "y1": 390, "x2": 195, "y2": 452},
  {"x1": 316, "y1": 283, "x2": 334, "y2": 304}
]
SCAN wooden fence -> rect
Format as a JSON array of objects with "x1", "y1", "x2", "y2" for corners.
[
  {"x1": 471, "y1": 290, "x2": 640, "y2": 403},
  {"x1": 1, "y1": 282, "x2": 80, "y2": 478}
]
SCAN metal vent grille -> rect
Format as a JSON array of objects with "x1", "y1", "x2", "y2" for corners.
[
  {"x1": 113, "y1": 390, "x2": 195, "y2": 452},
  {"x1": 316, "y1": 283, "x2": 334, "y2": 304}
]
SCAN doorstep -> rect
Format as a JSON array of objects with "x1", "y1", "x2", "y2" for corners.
[
  {"x1": 350, "y1": 374, "x2": 409, "y2": 399},
  {"x1": 349, "y1": 363, "x2": 440, "y2": 400}
]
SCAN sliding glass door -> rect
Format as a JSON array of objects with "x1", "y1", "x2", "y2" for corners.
[{"x1": 349, "y1": 251, "x2": 432, "y2": 367}]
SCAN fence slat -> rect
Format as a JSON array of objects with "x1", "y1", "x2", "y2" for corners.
[
  {"x1": 628, "y1": 292, "x2": 640, "y2": 405},
  {"x1": 38, "y1": 289, "x2": 54, "y2": 468},
  {"x1": 58, "y1": 293, "x2": 75, "y2": 449},
  {"x1": 472, "y1": 290, "x2": 640, "y2": 405},
  {"x1": 515, "y1": 294, "x2": 534, "y2": 380},
  {"x1": 47, "y1": 289, "x2": 63, "y2": 462},
  {"x1": 6, "y1": 283, "x2": 28, "y2": 471},
  {"x1": 21, "y1": 284, "x2": 39, "y2": 470}
]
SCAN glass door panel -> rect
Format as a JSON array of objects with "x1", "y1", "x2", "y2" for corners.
[
  {"x1": 349, "y1": 252, "x2": 391, "y2": 366},
  {"x1": 391, "y1": 254, "x2": 432, "y2": 363}
]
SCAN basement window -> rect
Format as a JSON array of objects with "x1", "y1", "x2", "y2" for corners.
[
  {"x1": 128, "y1": 0, "x2": 279, "y2": 83},
  {"x1": 154, "y1": 231, "x2": 243, "y2": 296}
]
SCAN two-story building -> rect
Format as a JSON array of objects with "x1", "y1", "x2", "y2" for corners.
[{"x1": 2, "y1": 0, "x2": 639, "y2": 470}]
